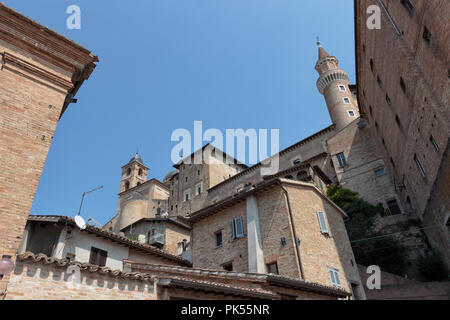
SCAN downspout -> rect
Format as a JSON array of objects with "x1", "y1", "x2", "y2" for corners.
[{"x1": 277, "y1": 181, "x2": 305, "y2": 280}]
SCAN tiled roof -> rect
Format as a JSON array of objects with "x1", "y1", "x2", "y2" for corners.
[
  {"x1": 126, "y1": 261, "x2": 351, "y2": 298},
  {"x1": 17, "y1": 252, "x2": 154, "y2": 282},
  {"x1": 27, "y1": 215, "x2": 191, "y2": 266}
]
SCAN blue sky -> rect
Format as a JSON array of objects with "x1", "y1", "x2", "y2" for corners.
[{"x1": 4, "y1": 0, "x2": 356, "y2": 225}]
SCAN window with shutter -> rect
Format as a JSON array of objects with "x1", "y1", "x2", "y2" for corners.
[
  {"x1": 328, "y1": 267, "x2": 341, "y2": 288},
  {"x1": 231, "y1": 217, "x2": 244, "y2": 240},
  {"x1": 89, "y1": 247, "x2": 108, "y2": 267},
  {"x1": 317, "y1": 211, "x2": 329, "y2": 234}
]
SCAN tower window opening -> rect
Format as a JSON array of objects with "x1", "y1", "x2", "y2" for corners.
[
  {"x1": 343, "y1": 97, "x2": 351, "y2": 104},
  {"x1": 430, "y1": 135, "x2": 440, "y2": 152},
  {"x1": 338, "y1": 85, "x2": 346, "y2": 92},
  {"x1": 125, "y1": 181, "x2": 130, "y2": 191},
  {"x1": 400, "y1": 77, "x2": 406, "y2": 94},
  {"x1": 336, "y1": 153, "x2": 347, "y2": 168},
  {"x1": 414, "y1": 154, "x2": 426, "y2": 177},
  {"x1": 401, "y1": 0, "x2": 414, "y2": 15},
  {"x1": 423, "y1": 27, "x2": 432, "y2": 43},
  {"x1": 138, "y1": 168, "x2": 143, "y2": 176},
  {"x1": 127, "y1": 168, "x2": 131, "y2": 176},
  {"x1": 347, "y1": 110, "x2": 356, "y2": 118}
]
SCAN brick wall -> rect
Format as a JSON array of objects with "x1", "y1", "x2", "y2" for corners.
[
  {"x1": 6, "y1": 260, "x2": 156, "y2": 300},
  {"x1": 0, "y1": 3, "x2": 97, "y2": 293}
]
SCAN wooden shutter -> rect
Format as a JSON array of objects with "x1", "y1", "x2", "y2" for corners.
[
  {"x1": 235, "y1": 217, "x2": 244, "y2": 238},
  {"x1": 317, "y1": 211, "x2": 329, "y2": 234},
  {"x1": 98, "y1": 249, "x2": 108, "y2": 267},
  {"x1": 89, "y1": 248, "x2": 97, "y2": 265}
]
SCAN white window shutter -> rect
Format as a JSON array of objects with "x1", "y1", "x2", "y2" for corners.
[
  {"x1": 317, "y1": 211, "x2": 329, "y2": 234},
  {"x1": 335, "y1": 270, "x2": 341, "y2": 287},
  {"x1": 235, "y1": 217, "x2": 244, "y2": 238}
]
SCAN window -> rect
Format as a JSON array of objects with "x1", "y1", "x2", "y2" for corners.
[
  {"x1": 395, "y1": 115, "x2": 402, "y2": 129},
  {"x1": 293, "y1": 158, "x2": 302, "y2": 165},
  {"x1": 223, "y1": 263, "x2": 233, "y2": 272},
  {"x1": 197, "y1": 169, "x2": 201, "y2": 176},
  {"x1": 414, "y1": 154, "x2": 426, "y2": 177},
  {"x1": 430, "y1": 135, "x2": 440, "y2": 152},
  {"x1": 386, "y1": 94, "x2": 391, "y2": 105},
  {"x1": 125, "y1": 181, "x2": 130, "y2": 191},
  {"x1": 317, "y1": 211, "x2": 329, "y2": 234},
  {"x1": 183, "y1": 189, "x2": 190, "y2": 202},
  {"x1": 343, "y1": 97, "x2": 351, "y2": 104},
  {"x1": 328, "y1": 267, "x2": 341, "y2": 288},
  {"x1": 375, "y1": 168, "x2": 386, "y2": 177},
  {"x1": 338, "y1": 85, "x2": 346, "y2": 92},
  {"x1": 156, "y1": 208, "x2": 161, "y2": 216},
  {"x1": 215, "y1": 231, "x2": 223, "y2": 247},
  {"x1": 231, "y1": 217, "x2": 244, "y2": 240},
  {"x1": 185, "y1": 177, "x2": 188, "y2": 182},
  {"x1": 386, "y1": 199, "x2": 402, "y2": 216},
  {"x1": 400, "y1": 77, "x2": 406, "y2": 93},
  {"x1": 369, "y1": 105, "x2": 373, "y2": 116},
  {"x1": 377, "y1": 75, "x2": 382, "y2": 87},
  {"x1": 137, "y1": 182, "x2": 141, "y2": 186},
  {"x1": 336, "y1": 152, "x2": 347, "y2": 167},
  {"x1": 89, "y1": 247, "x2": 108, "y2": 266},
  {"x1": 195, "y1": 182, "x2": 203, "y2": 196},
  {"x1": 267, "y1": 262, "x2": 279, "y2": 275},
  {"x1": 347, "y1": 110, "x2": 356, "y2": 118},
  {"x1": 127, "y1": 168, "x2": 131, "y2": 175},
  {"x1": 370, "y1": 59, "x2": 374, "y2": 73},
  {"x1": 138, "y1": 168, "x2": 143, "y2": 176},
  {"x1": 401, "y1": 0, "x2": 414, "y2": 15}
]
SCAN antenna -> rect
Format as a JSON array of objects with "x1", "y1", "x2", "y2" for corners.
[
  {"x1": 87, "y1": 218, "x2": 103, "y2": 228},
  {"x1": 74, "y1": 186, "x2": 103, "y2": 230}
]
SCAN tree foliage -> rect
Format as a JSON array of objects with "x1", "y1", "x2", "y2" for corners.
[{"x1": 327, "y1": 184, "x2": 408, "y2": 276}]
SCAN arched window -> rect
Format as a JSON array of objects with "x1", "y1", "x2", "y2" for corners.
[
  {"x1": 127, "y1": 168, "x2": 131, "y2": 175},
  {"x1": 138, "y1": 168, "x2": 143, "y2": 176},
  {"x1": 137, "y1": 182, "x2": 141, "y2": 186},
  {"x1": 125, "y1": 181, "x2": 130, "y2": 191}
]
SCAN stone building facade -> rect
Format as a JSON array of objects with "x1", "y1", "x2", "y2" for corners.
[
  {"x1": 355, "y1": 0, "x2": 449, "y2": 267},
  {"x1": 0, "y1": 3, "x2": 97, "y2": 293}
]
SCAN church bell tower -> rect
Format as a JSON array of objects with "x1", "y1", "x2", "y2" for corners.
[{"x1": 120, "y1": 153, "x2": 148, "y2": 193}]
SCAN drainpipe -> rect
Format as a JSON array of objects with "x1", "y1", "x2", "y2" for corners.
[{"x1": 277, "y1": 181, "x2": 305, "y2": 280}]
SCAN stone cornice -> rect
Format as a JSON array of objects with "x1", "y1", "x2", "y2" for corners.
[{"x1": 0, "y1": 52, "x2": 74, "y2": 92}]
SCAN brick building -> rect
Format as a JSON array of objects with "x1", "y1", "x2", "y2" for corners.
[
  {"x1": 354, "y1": 0, "x2": 449, "y2": 267},
  {"x1": 0, "y1": 3, "x2": 97, "y2": 293}
]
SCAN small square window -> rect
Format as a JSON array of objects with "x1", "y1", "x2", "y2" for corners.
[
  {"x1": 375, "y1": 168, "x2": 386, "y2": 177},
  {"x1": 223, "y1": 262, "x2": 233, "y2": 271},
  {"x1": 343, "y1": 97, "x2": 351, "y2": 104},
  {"x1": 338, "y1": 85, "x2": 346, "y2": 92},
  {"x1": 267, "y1": 262, "x2": 279, "y2": 275},
  {"x1": 347, "y1": 110, "x2": 356, "y2": 118},
  {"x1": 386, "y1": 199, "x2": 402, "y2": 216}
]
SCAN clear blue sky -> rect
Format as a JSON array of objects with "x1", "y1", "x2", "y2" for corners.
[{"x1": 4, "y1": 0, "x2": 356, "y2": 225}]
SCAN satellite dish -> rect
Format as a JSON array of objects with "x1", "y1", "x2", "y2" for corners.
[{"x1": 74, "y1": 215, "x2": 86, "y2": 230}]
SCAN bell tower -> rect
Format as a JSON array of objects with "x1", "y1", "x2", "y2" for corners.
[
  {"x1": 120, "y1": 153, "x2": 148, "y2": 193},
  {"x1": 315, "y1": 40, "x2": 359, "y2": 131}
]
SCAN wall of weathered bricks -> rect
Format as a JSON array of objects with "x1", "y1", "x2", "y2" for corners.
[
  {"x1": 0, "y1": 43, "x2": 67, "y2": 291},
  {"x1": 6, "y1": 260, "x2": 156, "y2": 300}
]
